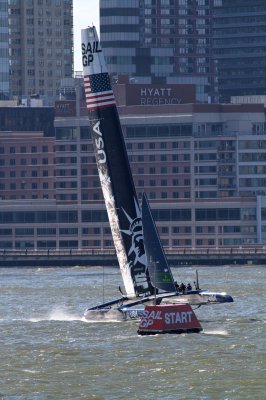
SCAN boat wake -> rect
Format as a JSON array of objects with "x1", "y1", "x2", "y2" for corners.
[
  {"x1": 28, "y1": 307, "x2": 124, "y2": 323},
  {"x1": 81, "y1": 317, "x2": 123, "y2": 323},
  {"x1": 202, "y1": 329, "x2": 229, "y2": 336},
  {"x1": 27, "y1": 307, "x2": 82, "y2": 322}
]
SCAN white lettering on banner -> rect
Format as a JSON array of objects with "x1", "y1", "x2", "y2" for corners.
[
  {"x1": 165, "y1": 311, "x2": 193, "y2": 324},
  {"x1": 93, "y1": 121, "x2": 106, "y2": 164},
  {"x1": 140, "y1": 318, "x2": 154, "y2": 328},
  {"x1": 139, "y1": 310, "x2": 163, "y2": 328},
  {"x1": 142, "y1": 310, "x2": 163, "y2": 320}
]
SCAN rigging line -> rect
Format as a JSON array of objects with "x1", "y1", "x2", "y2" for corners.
[
  {"x1": 193, "y1": 305, "x2": 202, "y2": 310},
  {"x1": 102, "y1": 265, "x2": 105, "y2": 304}
]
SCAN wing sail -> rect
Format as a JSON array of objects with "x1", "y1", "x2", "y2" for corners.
[
  {"x1": 81, "y1": 27, "x2": 153, "y2": 298},
  {"x1": 142, "y1": 193, "x2": 176, "y2": 293}
]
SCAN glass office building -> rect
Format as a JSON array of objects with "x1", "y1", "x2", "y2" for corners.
[
  {"x1": 100, "y1": 0, "x2": 215, "y2": 102},
  {"x1": 213, "y1": 0, "x2": 266, "y2": 102}
]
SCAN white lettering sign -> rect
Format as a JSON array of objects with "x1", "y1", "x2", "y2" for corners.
[
  {"x1": 93, "y1": 120, "x2": 106, "y2": 164},
  {"x1": 165, "y1": 311, "x2": 193, "y2": 324}
]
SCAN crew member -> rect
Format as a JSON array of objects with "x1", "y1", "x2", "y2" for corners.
[{"x1": 180, "y1": 282, "x2": 186, "y2": 293}]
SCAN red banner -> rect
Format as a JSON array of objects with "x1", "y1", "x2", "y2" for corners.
[{"x1": 138, "y1": 304, "x2": 202, "y2": 334}]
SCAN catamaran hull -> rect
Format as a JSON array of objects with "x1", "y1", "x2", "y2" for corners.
[
  {"x1": 84, "y1": 308, "x2": 144, "y2": 322},
  {"x1": 161, "y1": 291, "x2": 234, "y2": 305},
  {"x1": 83, "y1": 290, "x2": 233, "y2": 321}
]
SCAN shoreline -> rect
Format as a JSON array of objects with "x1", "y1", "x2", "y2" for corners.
[{"x1": 1, "y1": 248, "x2": 266, "y2": 267}]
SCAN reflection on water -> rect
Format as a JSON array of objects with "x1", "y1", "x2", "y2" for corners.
[{"x1": 0, "y1": 265, "x2": 265, "y2": 399}]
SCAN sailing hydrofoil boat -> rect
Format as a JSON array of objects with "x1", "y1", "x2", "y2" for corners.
[{"x1": 81, "y1": 26, "x2": 233, "y2": 321}]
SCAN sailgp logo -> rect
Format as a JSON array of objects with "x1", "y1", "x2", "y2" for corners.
[{"x1": 82, "y1": 41, "x2": 102, "y2": 66}]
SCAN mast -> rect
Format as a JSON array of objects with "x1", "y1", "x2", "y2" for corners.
[{"x1": 81, "y1": 26, "x2": 153, "y2": 298}]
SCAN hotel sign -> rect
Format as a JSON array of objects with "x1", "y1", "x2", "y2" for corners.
[
  {"x1": 54, "y1": 100, "x2": 76, "y2": 117},
  {"x1": 125, "y1": 84, "x2": 195, "y2": 106}
]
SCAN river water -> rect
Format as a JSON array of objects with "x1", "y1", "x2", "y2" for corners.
[{"x1": 0, "y1": 265, "x2": 265, "y2": 400}]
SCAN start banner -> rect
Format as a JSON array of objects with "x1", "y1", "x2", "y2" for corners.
[{"x1": 138, "y1": 304, "x2": 202, "y2": 335}]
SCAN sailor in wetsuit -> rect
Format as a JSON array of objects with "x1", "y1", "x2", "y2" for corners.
[{"x1": 180, "y1": 282, "x2": 186, "y2": 294}]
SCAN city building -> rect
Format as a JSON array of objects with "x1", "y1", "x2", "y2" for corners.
[
  {"x1": 0, "y1": 131, "x2": 55, "y2": 201},
  {"x1": 100, "y1": 0, "x2": 216, "y2": 102},
  {"x1": 213, "y1": 0, "x2": 266, "y2": 102},
  {"x1": 0, "y1": 0, "x2": 9, "y2": 99},
  {"x1": 100, "y1": 0, "x2": 266, "y2": 104},
  {"x1": 1, "y1": 0, "x2": 73, "y2": 105},
  {"x1": 1, "y1": 80, "x2": 266, "y2": 250}
]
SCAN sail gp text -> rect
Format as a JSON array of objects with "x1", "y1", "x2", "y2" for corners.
[
  {"x1": 140, "y1": 310, "x2": 194, "y2": 327},
  {"x1": 82, "y1": 41, "x2": 102, "y2": 66}
]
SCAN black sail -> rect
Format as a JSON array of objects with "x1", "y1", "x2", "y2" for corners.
[
  {"x1": 141, "y1": 193, "x2": 176, "y2": 293},
  {"x1": 81, "y1": 26, "x2": 153, "y2": 297}
]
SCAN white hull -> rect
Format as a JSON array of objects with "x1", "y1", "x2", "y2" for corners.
[
  {"x1": 84, "y1": 308, "x2": 144, "y2": 322},
  {"x1": 83, "y1": 290, "x2": 233, "y2": 321}
]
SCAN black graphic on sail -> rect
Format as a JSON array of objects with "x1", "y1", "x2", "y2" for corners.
[
  {"x1": 142, "y1": 193, "x2": 176, "y2": 293},
  {"x1": 81, "y1": 26, "x2": 153, "y2": 297}
]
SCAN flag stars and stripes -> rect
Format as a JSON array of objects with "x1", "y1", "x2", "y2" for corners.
[{"x1": 84, "y1": 72, "x2": 116, "y2": 110}]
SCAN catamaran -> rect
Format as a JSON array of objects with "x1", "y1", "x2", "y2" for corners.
[{"x1": 81, "y1": 26, "x2": 233, "y2": 321}]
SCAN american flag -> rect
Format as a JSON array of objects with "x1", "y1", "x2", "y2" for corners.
[{"x1": 84, "y1": 72, "x2": 116, "y2": 110}]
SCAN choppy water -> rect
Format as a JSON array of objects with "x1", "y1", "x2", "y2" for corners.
[{"x1": 0, "y1": 265, "x2": 265, "y2": 400}]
